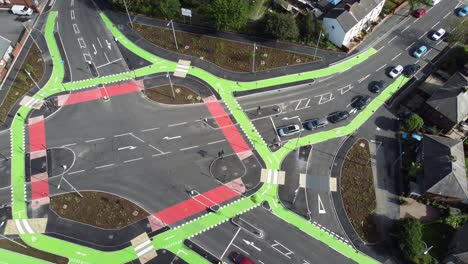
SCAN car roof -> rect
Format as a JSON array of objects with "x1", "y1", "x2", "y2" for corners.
[
  {"x1": 395, "y1": 65, "x2": 403, "y2": 70},
  {"x1": 419, "y1": 45, "x2": 427, "y2": 50}
]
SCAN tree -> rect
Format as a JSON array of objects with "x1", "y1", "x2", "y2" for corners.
[
  {"x1": 445, "y1": 17, "x2": 468, "y2": 45},
  {"x1": 156, "y1": 0, "x2": 181, "y2": 19},
  {"x1": 300, "y1": 13, "x2": 324, "y2": 44},
  {"x1": 398, "y1": 219, "x2": 434, "y2": 264},
  {"x1": 403, "y1": 113, "x2": 424, "y2": 132},
  {"x1": 208, "y1": 0, "x2": 249, "y2": 31},
  {"x1": 262, "y1": 12, "x2": 299, "y2": 40}
]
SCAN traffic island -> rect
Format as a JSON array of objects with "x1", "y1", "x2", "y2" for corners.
[
  {"x1": 143, "y1": 85, "x2": 203, "y2": 105},
  {"x1": 341, "y1": 139, "x2": 379, "y2": 243},
  {"x1": 50, "y1": 191, "x2": 150, "y2": 229}
]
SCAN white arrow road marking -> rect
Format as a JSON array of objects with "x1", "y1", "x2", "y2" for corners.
[
  {"x1": 93, "y1": 44, "x2": 97, "y2": 55},
  {"x1": 243, "y1": 239, "x2": 262, "y2": 251},
  {"x1": 163, "y1": 136, "x2": 181, "y2": 140},
  {"x1": 318, "y1": 194, "x2": 326, "y2": 214},
  {"x1": 118, "y1": 146, "x2": 136, "y2": 151},
  {"x1": 106, "y1": 39, "x2": 111, "y2": 50}
]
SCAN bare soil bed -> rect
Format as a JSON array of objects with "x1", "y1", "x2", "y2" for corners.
[
  {"x1": 133, "y1": 23, "x2": 318, "y2": 72},
  {"x1": 50, "y1": 191, "x2": 149, "y2": 229},
  {"x1": 341, "y1": 139, "x2": 379, "y2": 242},
  {"x1": 143, "y1": 85, "x2": 202, "y2": 104},
  {"x1": 0, "y1": 239, "x2": 68, "y2": 263}
]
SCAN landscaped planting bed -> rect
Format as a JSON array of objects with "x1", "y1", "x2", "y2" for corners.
[
  {"x1": 143, "y1": 85, "x2": 202, "y2": 104},
  {"x1": 0, "y1": 239, "x2": 68, "y2": 263}
]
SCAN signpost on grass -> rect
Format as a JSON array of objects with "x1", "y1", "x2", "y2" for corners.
[{"x1": 181, "y1": 8, "x2": 192, "y2": 24}]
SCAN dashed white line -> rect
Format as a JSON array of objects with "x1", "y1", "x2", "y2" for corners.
[
  {"x1": 443, "y1": 11, "x2": 451, "y2": 18},
  {"x1": 375, "y1": 64, "x2": 387, "y2": 72},
  {"x1": 388, "y1": 36, "x2": 397, "y2": 43},
  {"x1": 180, "y1": 146, "x2": 199, "y2": 151},
  {"x1": 207, "y1": 140, "x2": 226, "y2": 145},
  {"x1": 85, "y1": 137, "x2": 105, "y2": 143},
  {"x1": 415, "y1": 59, "x2": 420, "y2": 64},
  {"x1": 124, "y1": 157, "x2": 143, "y2": 163},
  {"x1": 391, "y1": 53, "x2": 401, "y2": 61},
  {"x1": 405, "y1": 42, "x2": 415, "y2": 50},
  {"x1": 114, "y1": 133, "x2": 130, "y2": 137},
  {"x1": 220, "y1": 228, "x2": 241, "y2": 259},
  {"x1": 232, "y1": 244, "x2": 249, "y2": 255},
  {"x1": 72, "y1": 24, "x2": 80, "y2": 34},
  {"x1": 431, "y1": 21, "x2": 440, "y2": 29},
  {"x1": 103, "y1": 52, "x2": 110, "y2": 63},
  {"x1": 68, "y1": 170, "x2": 85, "y2": 175},
  {"x1": 357, "y1": 74, "x2": 370, "y2": 83},
  {"x1": 130, "y1": 133, "x2": 145, "y2": 143},
  {"x1": 95, "y1": 164, "x2": 114, "y2": 169},
  {"x1": 401, "y1": 25, "x2": 410, "y2": 32},
  {"x1": 141, "y1": 127, "x2": 160, "y2": 132},
  {"x1": 436, "y1": 39, "x2": 443, "y2": 45},
  {"x1": 418, "y1": 32, "x2": 427, "y2": 39},
  {"x1": 376, "y1": 46, "x2": 385, "y2": 52},
  {"x1": 70, "y1": 10, "x2": 75, "y2": 20},
  {"x1": 318, "y1": 76, "x2": 333, "y2": 82},
  {"x1": 148, "y1": 144, "x2": 164, "y2": 154},
  {"x1": 168, "y1": 122, "x2": 187, "y2": 127},
  {"x1": 152, "y1": 152, "x2": 171, "y2": 157},
  {"x1": 61, "y1": 143, "x2": 77, "y2": 147},
  {"x1": 97, "y1": 37, "x2": 103, "y2": 48}
]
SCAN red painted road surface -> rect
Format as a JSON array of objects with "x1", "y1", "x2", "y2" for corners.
[
  {"x1": 28, "y1": 117, "x2": 50, "y2": 204},
  {"x1": 31, "y1": 178, "x2": 49, "y2": 200},
  {"x1": 64, "y1": 82, "x2": 140, "y2": 106},
  {"x1": 204, "y1": 98, "x2": 250, "y2": 155},
  {"x1": 28, "y1": 118, "x2": 46, "y2": 153},
  {"x1": 153, "y1": 185, "x2": 239, "y2": 225}
]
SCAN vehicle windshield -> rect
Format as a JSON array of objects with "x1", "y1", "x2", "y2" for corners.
[{"x1": 22, "y1": 6, "x2": 28, "y2": 11}]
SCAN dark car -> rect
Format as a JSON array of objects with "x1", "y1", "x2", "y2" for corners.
[
  {"x1": 328, "y1": 111, "x2": 350, "y2": 123},
  {"x1": 304, "y1": 117, "x2": 329, "y2": 130},
  {"x1": 230, "y1": 252, "x2": 254, "y2": 264},
  {"x1": 413, "y1": 8, "x2": 426, "y2": 18},
  {"x1": 370, "y1": 80, "x2": 385, "y2": 93},
  {"x1": 403, "y1": 64, "x2": 421, "y2": 77},
  {"x1": 352, "y1": 95, "x2": 371, "y2": 110}
]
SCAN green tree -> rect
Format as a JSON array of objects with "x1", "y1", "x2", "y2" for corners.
[
  {"x1": 156, "y1": 0, "x2": 181, "y2": 19},
  {"x1": 399, "y1": 219, "x2": 434, "y2": 264},
  {"x1": 262, "y1": 12, "x2": 299, "y2": 40},
  {"x1": 408, "y1": 0, "x2": 430, "y2": 10},
  {"x1": 208, "y1": 0, "x2": 249, "y2": 31},
  {"x1": 300, "y1": 13, "x2": 324, "y2": 44},
  {"x1": 445, "y1": 17, "x2": 468, "y2": 45},
  {"x1": 403, "y1": 113, "x2": 424, "y2": 132}
]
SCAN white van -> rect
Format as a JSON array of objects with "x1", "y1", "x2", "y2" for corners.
[
  {"x1": 11, "y1": 5, "x2": 33, "y2": 16},
  {"x1": 431, "y1": 0, "x2": 441, "y2": 5}
]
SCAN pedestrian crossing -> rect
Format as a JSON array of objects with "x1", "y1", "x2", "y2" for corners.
[
  {"x1": 173, "y1": 59, "x2": 191, "y2": 78},
  {"x1": 19, "y1": 96, "x2": 44, "y2": 109},
  {"x1": 131, "y1": 233, "x2": 157, "y2": 264},
  {"x1": 260, "y1": 169, "x2": 285, "y2": 185}
]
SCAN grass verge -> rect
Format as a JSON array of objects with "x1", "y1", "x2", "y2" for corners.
[
  {"x1": 341, "y1": 139, "x2": 379, "y2": 242},
  {"x1": 133, "y1": 23, "x2": 318, "y2": 72},
  {"x1": 143, "y1": 85, "x2": 202, "y2": 104},
  {"x1": 0, "y1": 239, "x2": 68, "y2": 264},
  {"x1": 0, "y1": 43, "x2": 44, "y2": 123},
  {"x1": 50, "y1": 191, "x2": 149, "y2": 229}
]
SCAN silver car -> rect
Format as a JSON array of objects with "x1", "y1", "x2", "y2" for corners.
[
  {"x1": 305, "y1": 117, "x2": 329, "y2": 130},
  {"x1": 277, "y1": 124, "x2": 301, "y2": 137}
]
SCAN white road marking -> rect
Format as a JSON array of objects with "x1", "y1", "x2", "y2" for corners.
[
  {"x1": 95, "y1": 164, "x2": 114, "y2": 169},
  {"x1": 97, "y1": 37, "x2": 103, "y2": 48},
  {"x1": 141, "y1": 127, "x2": 160, "y2": 132},
  {"x1": 425, "y1": 48, "x2": 433, "y2": 57},
  {"x1": 401, "y1": 25, "x2": 410, "y2": 32},
  {"x1": 318, "y1": 76, "x2": 333, "y2": 82},
  {"x1": 130, "y1": 133, "x2": 145, "y2": 143},
  {"x1": 357, "y1": 74, "x2": 370, "y2": 84},
  {"x1": 443, "y1": 11, "x2": 451, "y2": 18},
  {"x1": 415, "y1": 59, "x2": 420, "y2": 64},
  {"x1": 124, "y1": 157, "x2": 143, "y2": 163},
  {"x1": 95, "y1": 58, "x2": 123, "y2": 69},
  {"x1": 243, "y1": 239, "x2": 261, "y2": 251},
  {"x1": 391, "y1": 53, "x2": 401, "y2": 61},
  {"x1": 61, "y1": 143, "x2": 77, "y2": 147},
  {"x1": 180, "y1": 146, "x2": 199, "y2": 151},
  {"x1": 418, "y1": 32, "x2": 426, "y2": 39},
  {"x1": 148, "y1": 144, "x2": 164, "y2": 154},
  {"x1": 73, "y1": 24, "x2": 80, "y2": 34},
  {"x1": 92, "y1": 44, "x2": 97, "y2": 55},
  {"x1": 220, "y1": 228, "x2": 241, "y2": 259},
  {"x1": 431, "y1": 21, "x2": 440, "y2": 29},
  {"x1": 337, "y1": 84, "x2": 353, "y2": 94},
  {"x1": 85, "y1": 137, "x2": 105, "y2": 143},
  {"x1": 405, "y1": 42, "x2": 415, "y2": 50},
  {"x1": 68, "y1": 170, "x2": 85, "y2": 175},
  {"x1": 70, "y1": 0, "x2": 74, "y2": 6},
  {"x1": 168, "y1": 122, "x2": 187, "y2": 127},
  {"x1": 436, "y1": 39, "x2": 443, "y2": 45},
  {"x1": 114, "y1": 133, "x2": 130, "y2": 137},
  {"x1": 118, "y1": 146, "x2": 136, "y2": 151},
  {"x1": 207, "y1": 140, "x2": 226, "y2": 145},
  {"x1": 388, "y1": 36, "x2": 397, "y2": 43},
  {"x1": 103, "y1": 52, "x2": 110, "y2": 63},
  {"x1": 70, "y1": 10, "x2": 75, "y2": 20},
  {"x1": 163, "y1": 136, "x2": 181, "y2": 140},
  {"x1": 375, "y1": 64, "x2": 386, "y2": 72},
  {"x1": 77, "y1": 38, "x2": 86, "y2": 49},
  {"x1": 314, "y1": 92, "x2": 334, "y2": 105},
  {"x1": 105, "y1": 39, "x2": 112, "y2": 50},
  {"x1": 152, "y1": 152, "x2": 171, "y2": 157},
  {"x1": 83, "y1": 53, "x2": 92, "y2": 63},
  {"x1": 318, "y1": 194, "x2": 326, "y2": 214},
  {"x1": 375, "y1": 46, "x2": 384, "y2": 52},
  {"x1": 232, "y1": 244, "x2": 249, "y2": 255},
  {"x1": 271, "y1": 240, "x2": 293, "y2": 259}
]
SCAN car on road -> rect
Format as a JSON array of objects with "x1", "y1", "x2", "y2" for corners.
[
  {"x1": 431, "y1": 28, "x2": 446, "y2": 40},
  {"x1": 413, "y1": 8, "x2": 426, "y2": 18},
  {"x1": 352, "y1": 95, "x2": 371, "y2": 110},
  {"x1": 328, "y1": 111, "x2": 350, "y2": 123},
  {"x1": 370, "y1": 80, "x2": 385, "y2": 93},
  {"x1": 304, "y1": 117, "x2": 329, "y2": 130},
  {"x1": 457, "y1": 5, "x2": 468, "y2": 16},
  {"x1": 277, "y1": 124, "x2": 301, "y2": 137},
  {"x1": 10, "y1": 5, "x2": 33, "y2": 16},
  {"x1": 230, "y1": 252, "x2": 254, "y2": 264},
  {"x1": 403, "y1": 64, "x2": 421, "y2": 77},
  {"x1": 413, "y1": 45, "x2": 428, "y2": 58},
  {"x1": 389, "y1": 65, "x2": 404, "y2": 78}
]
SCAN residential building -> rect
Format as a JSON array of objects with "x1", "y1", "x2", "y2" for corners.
[
  {"x1": 322, "y1": 0, "x2": 384, "y2": 49},
  {"x1": 445, "y1": 222, "x2": 468, "y2": 264},
  {"x1": 0, "y1": 35, "x2": 13, "y2": 83},
  {"x1": 414, "y1": 135, "x2": 468, "y2": 204}
]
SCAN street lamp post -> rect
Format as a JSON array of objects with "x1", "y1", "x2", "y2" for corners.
[
  {"x1": 167, "y1": 20, "x2": 178, "y2": 50},
  {"x1": 252, "y1": 41, "x2": 258, "y2": 73},
  {"x1": 122, "y1": 0, "x2": 133, "y2": 29},
  {"x1": 25, "y1": 70, "x2": 40, "y2": 93},
  {"x1": 166, "y1": 72, "x2": 175, "y2": 99},
  {"x1": 22, "y1": 22, "x2": 42, "y2": 53},
  {"x1": 313, "y1": 29, "x2": 324, "y2": 60}
]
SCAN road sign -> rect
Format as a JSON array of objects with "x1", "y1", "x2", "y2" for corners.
[{"x1": 181, "y1": 8, "x2": 192, "y2": 17}]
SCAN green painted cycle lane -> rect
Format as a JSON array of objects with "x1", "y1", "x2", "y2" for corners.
[{"x1": 0, "y1": 248, "x2": 52, "y2": 264}]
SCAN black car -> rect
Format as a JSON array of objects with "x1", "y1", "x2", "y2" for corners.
[
  {"x1": 403, "y1": 64, "x2": 421, "y2": 77},
  {"x1": 352, "y1": 95, "x2": 371, "y2": 110},
  {"x1": 370, "y1": 80, "x2": 385, "y2": 93},
  {"x1": 328, "y1": 111, "x2": 350, "y2": 123}
]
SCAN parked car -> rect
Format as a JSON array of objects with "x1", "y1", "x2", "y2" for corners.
[
  {"x1": 413, "y1": 8, "x2": 427, "y2": 18},
  {"x1": 304, "y1": 117, "x2": 329, "y2": 130},
  {"x1": 431, "y1": 28, "x2": 446, "y2": 40},
  {"x1": 457, "y1": 5, "x2": 468, "y2": 16},
  {"x1": 370, "y1": 80, "x2": 385, "y2": 93},
  {"x1": 277, "y1": 124, "x2": 301, "y2": 137},
  {"x1": 230, "y1": 252, "x2": 254, "y2": 264},
  {"x1": 352, "y1": 95, "x2": 371, "y2": 110},
  {"x1": 328, "y1": 111, "x2": 350, "y2": 123},
  {"x1": 413, "y1": 45, "x2": 428, "y2": 58},
  {"x1": 389, "y1": 65, "x2": 404, "y2": 78},
  {"x1": 10, "y1": 5, "x2": 33, "y2": 16},
  {"x1": 403, "y1": 64, "x2": 421, "y2": 77}
]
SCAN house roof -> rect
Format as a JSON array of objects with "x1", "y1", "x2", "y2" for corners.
[
  {"x1": 427, "y1": 72, "x2": 468, "y2": 124},
  {"x1": 324, "y1": 0, "x2": 382, "y2": 32},
  {"x1": 446, "y1": 223, "x2": 468, "y2": 263},
  {"x1": 421, "y1": 135, "x2": 468, "y2": 202},
  {"x1": 0, "y1": 35, "x2": 11, "y2": 57}
]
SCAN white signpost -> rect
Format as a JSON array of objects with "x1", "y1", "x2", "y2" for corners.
[{"x1": 181, "y1": 8, "x2": 192, "y2": 24}]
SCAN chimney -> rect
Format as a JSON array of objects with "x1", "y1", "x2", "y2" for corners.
[{"x1": 345, "y1": 3, "x2": 352, "y2": 12}]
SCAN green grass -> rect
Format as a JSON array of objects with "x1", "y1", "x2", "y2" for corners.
[
  {"x1": 422, "y1": 222, "x2": 453, "y2": 261},
  {"x1": 383, "y1": 0, "x2": 398, "y2": 14}
]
